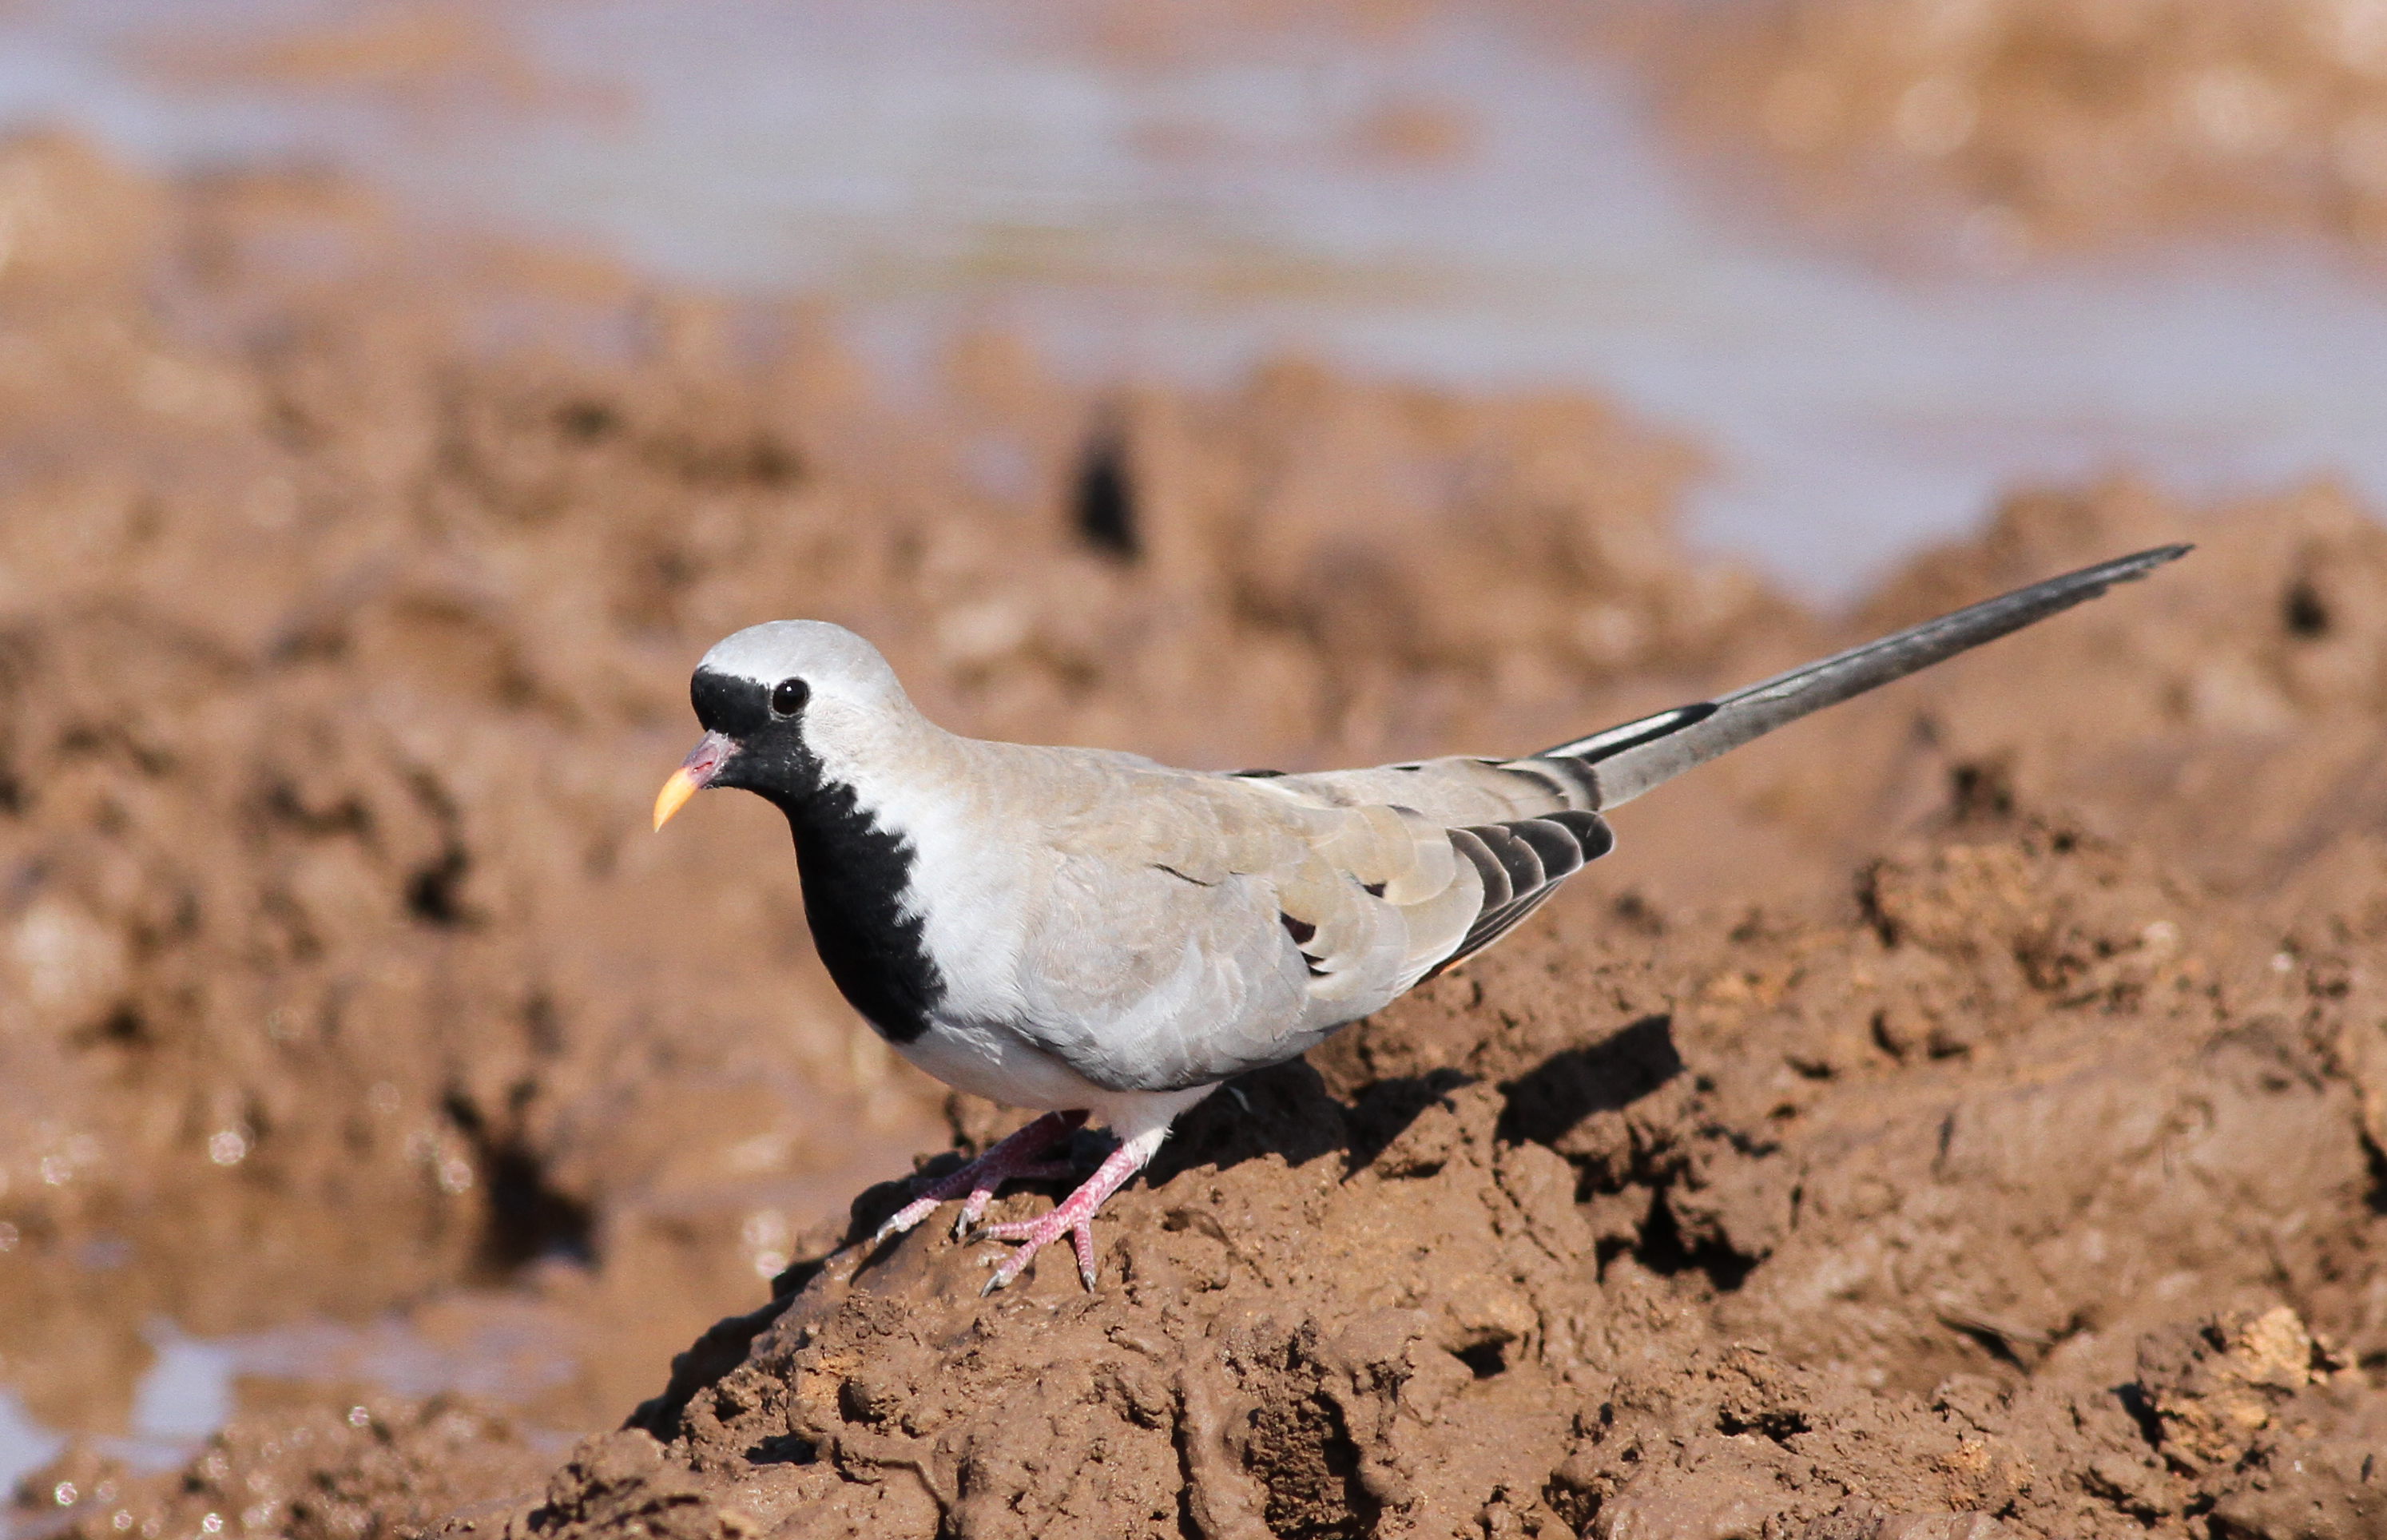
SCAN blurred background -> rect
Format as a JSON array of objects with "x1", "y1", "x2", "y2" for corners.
[
  {"x1": 0, "y1": 0, "x2": 2382, "y2": 1526},
  {"x1": 9, "y1": 0, "x2": 2387, "y2": 598}
]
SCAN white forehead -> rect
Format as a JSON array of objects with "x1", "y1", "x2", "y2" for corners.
[{"x1": 698, "y1": 620, "x2": 900, "y2": 692}]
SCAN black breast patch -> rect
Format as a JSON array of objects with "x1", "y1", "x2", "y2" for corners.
[
  {"x1": 788, "y1": 778, "x2": 946, "y2": 1044},
  {"x1": 690, "y1": 665, "x2": 947, "y2": 1045}
]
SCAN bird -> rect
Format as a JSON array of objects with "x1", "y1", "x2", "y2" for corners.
[{"x1": 653, "y1": 544, "x2": 2186, "y2": 1293}]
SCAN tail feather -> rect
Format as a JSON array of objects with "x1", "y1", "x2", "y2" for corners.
[{"x1": 1535, "y1": 544, "x2": 2190, "y2": 812}]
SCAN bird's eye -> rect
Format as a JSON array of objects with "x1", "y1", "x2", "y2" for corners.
[{"x1": 771, "y1": 678, "x2": 809, "y2": 716}]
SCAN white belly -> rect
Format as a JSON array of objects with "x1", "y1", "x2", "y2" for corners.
[{"x1": 893, "y1": 1016, "x2": 1114, "y2": 1112}]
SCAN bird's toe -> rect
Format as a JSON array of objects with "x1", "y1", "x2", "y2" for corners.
[{"x1": 872, "y1": 1195, "x2": 943, "y2": 1245}]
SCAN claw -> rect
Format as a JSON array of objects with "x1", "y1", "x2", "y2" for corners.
[
  {"x1": 868, "y1": 1111, "x2": 1085, "y2": 1248},
  {"x1": 872, "y1": 1194, "x2": 943, "y2": 1247},
  {"x1": 951, "y1": 1160, "x2": 1076, "y2": 1238},
  {"x1": 967, "y1": 1123, "x2": 1168, "y2": 1295}
]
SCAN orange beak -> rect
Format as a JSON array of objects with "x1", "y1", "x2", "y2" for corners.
[
  {"x1": 652, "y1": 769, "x2": 701, "y2": 831},
  {"x1": 653, "y1": 732, "x2": 733, "y2": 831}
]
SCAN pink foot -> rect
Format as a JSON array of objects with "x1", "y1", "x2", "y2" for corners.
[
  {"x1": 975, "y1": 1125, "x2": 1167, "y2": 1294},
  {"x1": 872, "y1": 1110, "x2": 1088, "y2": 1245}
]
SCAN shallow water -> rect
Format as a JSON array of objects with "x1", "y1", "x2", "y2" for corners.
[
  {"x1": 0, "y1": 1307, "x2": 580, "y2": 1529},
  {"x1": 1, "y1": 0, "x2": 2381, "y2": 601},
  {"x1": 0, "y1": 1394, "x2": 62, "y2": 1522},
  {"x1": 0, "y1": 1328, "x2": 227, "y2": 1533}
]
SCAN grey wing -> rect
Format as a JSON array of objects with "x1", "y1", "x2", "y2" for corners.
[
  {"x1": 1427, "y1": 808, "x2": 1615, "y2": 978},
  {"x1": 1012, "y1": 849, "x2": 1318, "y2": 1094},
  {"x1": 1259, "y1": 544, "x2": 2195, "y2": 972},
  {"x1": 1241, "y1": 754, "x2": 1622, "y2": 982},
  {"x1": 1179, "y1": 544, "x2": 2196, "y2": 1019},
  {"x1": 1021, "y1": 762, "x2": 1610, "y2": 1091}
]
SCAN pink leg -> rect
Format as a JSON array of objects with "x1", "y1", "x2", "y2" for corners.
[
  {"x1": 871, "y1": 1110, "x2": 1088, "y2": 1244},
  {"x1": 975, "y1": 1124, "x2": 1168, "y2": 1295}
]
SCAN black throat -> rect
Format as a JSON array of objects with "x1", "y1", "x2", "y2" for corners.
[{"x1": 693, "y1": 668, "x2": 946, "y2": 1044}]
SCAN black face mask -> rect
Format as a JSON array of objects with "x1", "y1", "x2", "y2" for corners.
[{"x1": 690, "y1": 668, "x2": 820, "y2": 804}]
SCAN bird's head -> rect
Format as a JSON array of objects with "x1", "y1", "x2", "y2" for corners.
[{"x1": 653, "y1": 621, "x2": 915, "y2": 829}]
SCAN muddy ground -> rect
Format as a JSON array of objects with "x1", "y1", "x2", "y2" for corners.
[
  {"x1": 2, "y1": 121, "x2": 2385, "y2": 1540},
  {"x1": 1636, "y1": 0, "x2": 2387, "y2": 261}
]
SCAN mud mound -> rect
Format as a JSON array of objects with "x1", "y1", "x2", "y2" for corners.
[
  {"x1": 1640, "y1": 0, "x2": 2387, "y2": 260},
  {"x1": 413, "y1": 478, "x2": 2387, "y2": 1539},
  {"x1": 467, "y1": 792, "x2": 2387, "y2": 1539}
]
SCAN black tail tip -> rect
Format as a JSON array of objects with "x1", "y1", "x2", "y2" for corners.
[{"x1": 2091, "y1": 543, "x2": 2193, "y2": 587}]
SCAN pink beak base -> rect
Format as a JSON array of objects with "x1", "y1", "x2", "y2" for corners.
[{"x1": 653, "y1": 732, "x2": 733, "y2": 831}]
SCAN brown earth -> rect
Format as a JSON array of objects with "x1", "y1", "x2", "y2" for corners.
[
  {"x1": 1634, "y1": 0, "x2": 2387, "y2": 263},
  {"x1": 3, "y1": 130, "x2": 2387, "y2": 1540},
  {"x1": 465, "y1": 486, "x2": 2387, "y2": 1540}
]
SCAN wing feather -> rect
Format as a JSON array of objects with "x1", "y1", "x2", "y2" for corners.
[
  {"x1": 1021, "y1": 755, "x2": 1611, "y2": 1086},
  {"x1": 1427, "y1": 811, "x2": 1617, "y2": 979}
]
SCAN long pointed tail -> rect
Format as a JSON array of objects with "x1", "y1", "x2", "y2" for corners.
[{"x1": 1535, "y1": 545, "x2": 2190, "y2": 812}]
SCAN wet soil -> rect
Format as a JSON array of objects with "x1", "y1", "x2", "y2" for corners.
[
  {"x1": 3, "y1": 129, "x2": 2387, "y2": 1540},
  {"x1": 1638, "y1": 0, "x2": 2387, "y2": 262}
]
